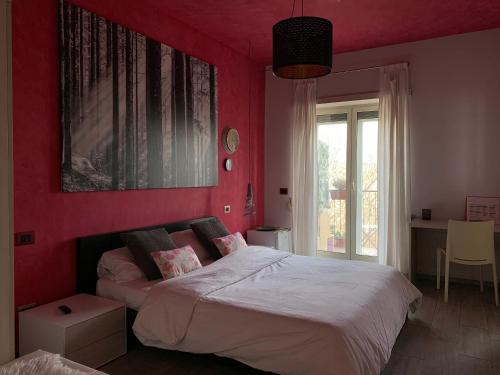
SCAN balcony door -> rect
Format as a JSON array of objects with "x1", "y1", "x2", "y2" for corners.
[{"x1": 316, "y1": 100, "x2": 380, "y2": 262}]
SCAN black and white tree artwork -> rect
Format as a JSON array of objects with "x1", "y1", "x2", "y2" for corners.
[{"x1": 59, "y1": 1, "x2": 218, "y2": 192}]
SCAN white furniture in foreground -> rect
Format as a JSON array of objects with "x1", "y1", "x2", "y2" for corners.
[
  {"x1": 247, "y1": 229, "x2": 291, "y2": 252},
  {"x1": 19, "y1": 294, "x2": 126, "y2": 368},
  {"x1": 1, "y1": 350, "x2": 108, "y2": 374},
  {"x1": 436, "y1": 220, "x2": 499, "y2": 306}
]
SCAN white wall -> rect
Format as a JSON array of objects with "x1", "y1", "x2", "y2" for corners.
[
  {"x1": 0, "y1": 0, "x2": 14, "y2": 364},
  {"x1": 266, "y1": 28, "x2": 500, "y2": 226},
  {"x1": 265, "y1": 29, "x2": 500, "y2": 278}
]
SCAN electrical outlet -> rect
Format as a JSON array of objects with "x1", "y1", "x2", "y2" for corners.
[
  {"x1": 15, "y1": 231, "x2": 35, "y2": 246},
  {"x1": 224, "y1": 205, "x2": 231, "y2": 214}
]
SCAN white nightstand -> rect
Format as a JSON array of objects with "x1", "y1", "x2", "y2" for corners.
[
  {"x1": 247, "y1": 229, "x2": 291, "y2": 252},
  {"x1": 19, "y1": 294, "x2": 126, "y2": 369}
]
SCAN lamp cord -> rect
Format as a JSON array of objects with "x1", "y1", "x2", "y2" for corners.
[
  {"x1": 291, "y1": 0, "x2": 304, "y2": 17},
  {"x1": 248, "y1": 41, "x2": 251, "y2": 183},
  {"x1": 247, "y1": 40, "x2": 254, "y2": 221}
]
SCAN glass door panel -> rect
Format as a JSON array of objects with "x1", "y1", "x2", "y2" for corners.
[
  {"x1": 355, "y1": 111, "x2": 379, "y2": 259},
  {"x1": 317, "y1": 113, "x2": 348, "y2": 258}
]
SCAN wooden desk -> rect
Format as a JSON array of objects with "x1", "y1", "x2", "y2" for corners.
[{"x1": 410, "y1": 219, "x2": 500, "y2": 281}]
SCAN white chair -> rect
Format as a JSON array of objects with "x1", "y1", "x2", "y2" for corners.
[{"x1": 436, "y1": 220, "x2": 498, "y2": 306}]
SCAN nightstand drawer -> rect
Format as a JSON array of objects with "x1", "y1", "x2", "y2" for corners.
[
  {"x1": 66, "y1": 308, "x2": 125, "y2": 353},
  {"x1": 66, "y1": 330, "x2": 126, "y2": 368}
]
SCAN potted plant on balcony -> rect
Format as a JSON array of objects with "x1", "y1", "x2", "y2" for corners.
[
  {"x1": 333, "y1": 230, "x2": 346, "y2": 249},
  {"x1": 330, "y1": 178, "x2": 347, "y2": 200}
]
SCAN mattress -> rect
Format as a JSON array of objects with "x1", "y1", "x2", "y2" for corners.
[
  {"x1": 133, "y1": 246, "x2": 422, "y2": 375},
  {"x1": 96, "y1": 277, "x2": 159, "y2": 311}
]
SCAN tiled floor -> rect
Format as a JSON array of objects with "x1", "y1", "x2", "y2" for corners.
[
  {"x1": 101, "y1": 280, "x2": 500, "y2": 375},
  {"x1": 383, "y1": 280, "x2": 500, "y2": 375}
]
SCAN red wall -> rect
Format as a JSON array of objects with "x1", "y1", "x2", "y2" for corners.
[{"x1": 13, "y1": 0, "x2": 265, "y2": 307}]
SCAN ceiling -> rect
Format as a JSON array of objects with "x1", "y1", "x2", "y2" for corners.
[{"x1": 145, "y1": 0, "x2": 500, "y2": 65}]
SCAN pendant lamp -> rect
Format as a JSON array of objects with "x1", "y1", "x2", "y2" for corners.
[
  {"x1": 243, "y1": 183, "x2": 256, "y2": 216},
  {"x1": 272, "y1": 0, "x2": 333, "y2": 79}
]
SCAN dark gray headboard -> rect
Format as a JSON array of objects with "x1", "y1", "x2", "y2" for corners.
[{"x1": 76, "y1": 216, "x2": 217, "y2": 295}]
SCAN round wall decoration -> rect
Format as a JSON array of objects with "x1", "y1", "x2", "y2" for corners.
[{"x1": 222, "y1": 127, "x2": 240, "y2": 154}]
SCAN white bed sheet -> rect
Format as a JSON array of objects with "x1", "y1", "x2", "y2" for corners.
[
  {"x1": 133, "y1": 246, "x2": 422, "y2": 375},
  {"x1": 96, "y1": 277, "x2": 160, "y2": 311}
]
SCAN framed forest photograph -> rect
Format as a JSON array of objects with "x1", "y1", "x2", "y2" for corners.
[{"x1": 59, "y1": 1, "x2": 218, "y2": 192}]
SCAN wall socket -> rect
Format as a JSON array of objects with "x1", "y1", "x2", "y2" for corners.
[
  {"x1": 15, "y1": 231, "x2": 35, "y2": 246},
  {"x1": 224, "y1": 205, "x2": 231, "y2": 214},
  {"x1": 279, "y1": 188, "x2": 288, "y2": 195}
]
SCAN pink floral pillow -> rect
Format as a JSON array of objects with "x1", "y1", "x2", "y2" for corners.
[
  {"x1": 213, "y1": 232, "x2": 247, "y2": 256},
  {"x1": 151, "y1": 245, "x2": 202, "y2": 280}
]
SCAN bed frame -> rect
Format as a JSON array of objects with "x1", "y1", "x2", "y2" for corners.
[
  {"x1": 76, "y1": 216, "x2": 217, "y2": 295},
  {"x1": 76, "y1": 216, "x2": 218, "y2": 344}
]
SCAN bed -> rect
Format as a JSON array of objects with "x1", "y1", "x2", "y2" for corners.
[
  {"x1": 77, "y1": 217, "x2": 422, "y2": 375},
  {"x1": 77, "y1": 217, "x2": 219, "y2": 337},
  {"x1": 96, "y1": 278, "x2": 157, "y2": 311}
]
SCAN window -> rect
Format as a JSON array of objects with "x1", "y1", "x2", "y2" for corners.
[{"x1": 316, "y1": 100, "x2": 380, "y2": 262}]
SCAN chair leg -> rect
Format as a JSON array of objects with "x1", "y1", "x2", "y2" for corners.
[
  {"x1": 479, "y1": 265, "x2": 484, "y2": 293},
  {"x1": 492, "y1": 262, "x2": 499, "y2": 307},
  {"x1": 436, "y1": 249, "x2": 441, "y2": 290},
  {"x1": 444, "y1": 259, "x2": 450, "y2": 303}
]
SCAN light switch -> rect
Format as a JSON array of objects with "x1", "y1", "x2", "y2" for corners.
[
  {"x1": 224, "y1": 205, "x2": 231, "y2": 214},
  {"x1": 15, "y1": 231, "x2": 35, "y2": 246}
]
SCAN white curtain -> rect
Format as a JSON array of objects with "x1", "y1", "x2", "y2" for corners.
[
  {"x1": 378, "y1": 63, "x2": 411, "y2": 275},
  {"x1": 291, "y1": 79, "x2": 317, "y2": 256}
]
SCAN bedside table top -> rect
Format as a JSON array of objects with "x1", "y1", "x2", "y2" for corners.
[
  {"x1": 247, "y1": 228, "x2": 290, "y2": 233},
  {"x1": 19, "y1": 294, "x2": 125, "y2": 328}
]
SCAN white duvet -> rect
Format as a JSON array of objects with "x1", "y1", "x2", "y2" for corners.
[{"x1": 133, "y1": 246, "x2": 422, "y2": 375}]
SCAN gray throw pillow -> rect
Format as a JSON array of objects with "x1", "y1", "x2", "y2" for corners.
[
  {"x1": 120, "y1": 228, "x2": 176, "y2": 280},
  {"x1": 190, "y1": 218, "x2": 230, "y2": 260}
]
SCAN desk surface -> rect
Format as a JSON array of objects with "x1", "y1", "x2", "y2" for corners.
[{"x1": 411, "y1": 219, "x2": 500, "y2": 232}]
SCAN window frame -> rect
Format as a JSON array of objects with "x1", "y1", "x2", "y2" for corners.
[{"x1": 316, "y1": 101, "x2": 380, "y2": 263}]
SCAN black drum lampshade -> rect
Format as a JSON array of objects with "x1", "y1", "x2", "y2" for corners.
[{"x1": 273, "y1": 16, "x2": 333, "y2": 79}]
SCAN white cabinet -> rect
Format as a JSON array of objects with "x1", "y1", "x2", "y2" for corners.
[
  {"x1": 247, "y1": 229, "x2": 291, "y2": 252},
  {"x1": 19, "y1": 294, "x2": 126, "y2": 368}
]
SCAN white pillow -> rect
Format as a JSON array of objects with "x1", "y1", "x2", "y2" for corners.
[{"x1": 97, "y1": 247, "x2": 145, "y2": 283}]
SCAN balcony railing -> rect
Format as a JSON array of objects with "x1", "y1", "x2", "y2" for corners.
[{"x1": 318, "y1": 190, "x2": 378, "y2": 255}]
